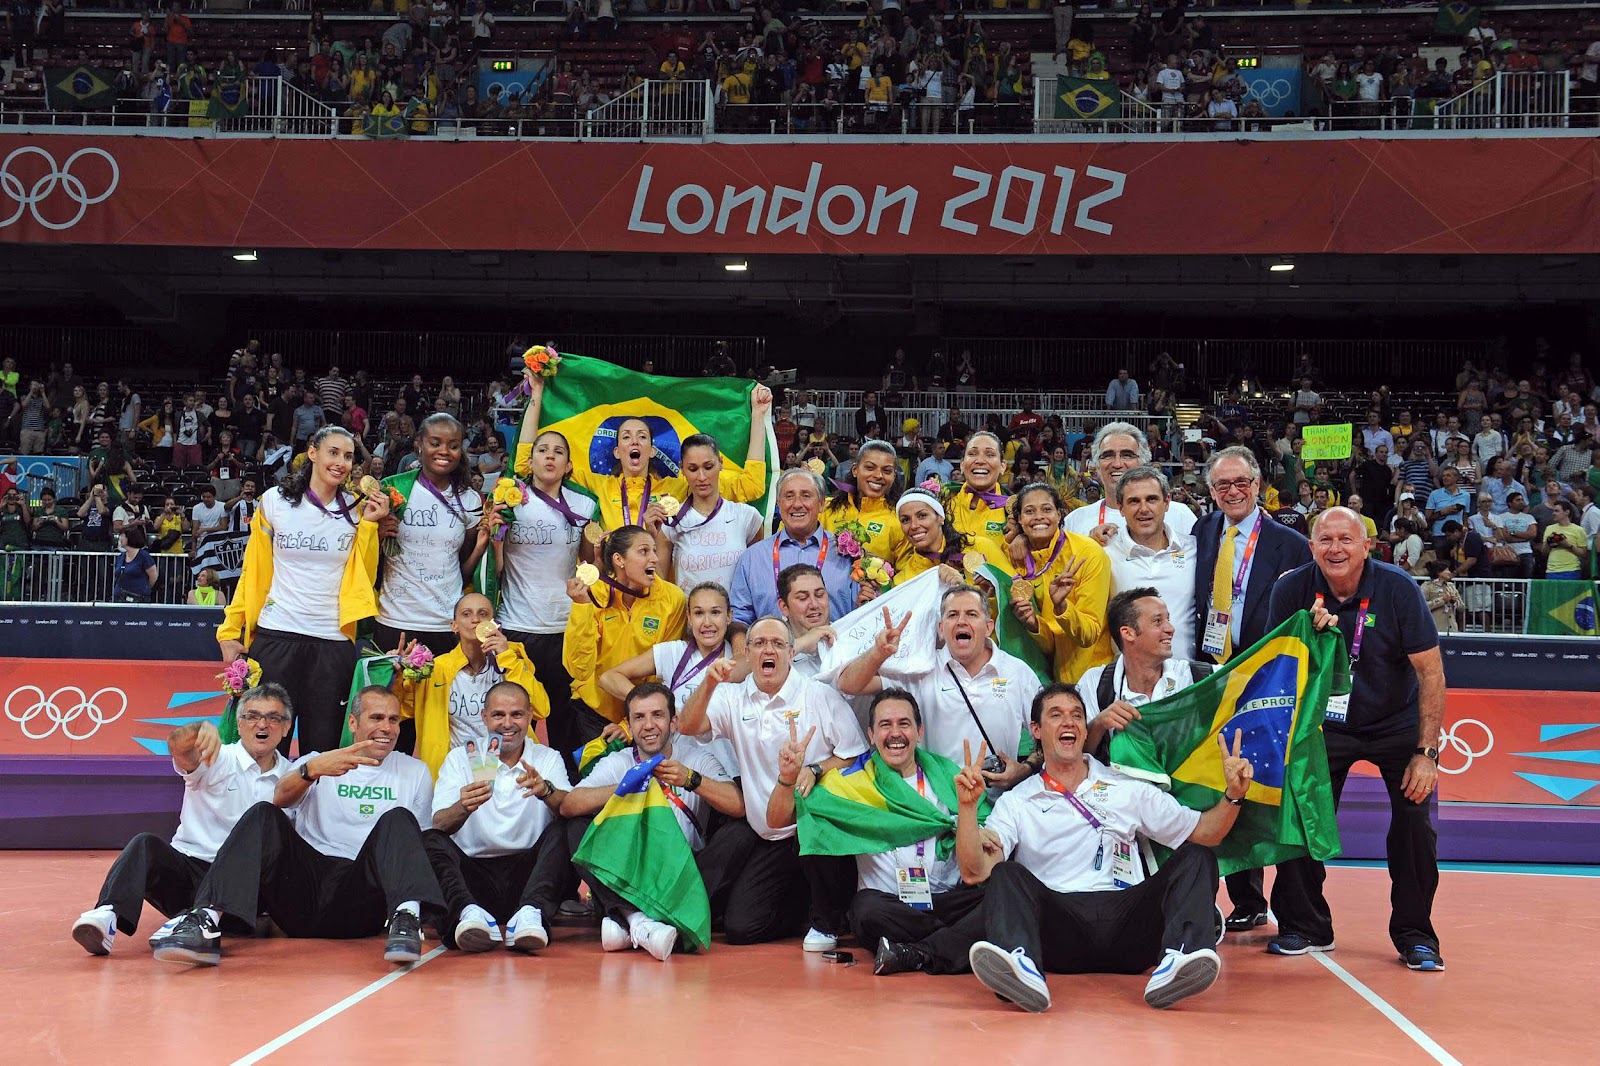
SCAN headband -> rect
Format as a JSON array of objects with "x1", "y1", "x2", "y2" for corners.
[{"x1": 897, "y1": 488, "x2": 945, "y2": 521}]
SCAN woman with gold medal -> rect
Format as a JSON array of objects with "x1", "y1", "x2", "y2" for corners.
[{"x1": 1005, "y1": 481, "x2": 1115, "y2": 684}]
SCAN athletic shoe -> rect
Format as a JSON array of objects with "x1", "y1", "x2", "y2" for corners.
[
  {"x1": 601, "y1": 917, "x2": 632, "y2": 952},
  {"x1": 153, "y1": 910, "x2": 221, "y2": 966},
  {"x1": 1266, "y1": 933, "x2": 1335, "y2": 956},
  {"x1": 1144, "y1": 948, "x2": 1222, "y2": 1009},
  {"x1": 558, "y1": 897, "x2": 598, "y2": 919},
  {"x1": 873, "y1": 937, "x2": 930, "y2": 977},
  {"x1": 72, "y1": 905, "x2": 116, "y2": 956},
  {"x1": 968, "y1": 941, "x2": 1051, "y2": 1014},
  {"x1": 384, "y1": 909, "x2": 424, "y2": 964},
  {"x1": 1402, "y1": 945, "x2": 1446, "y2": 972},
  {"x1": 454, "y1": 905, "x2": 500, "y2": 953},
  {"x1": 1226, "y1": 908, "x2": 1270, "y2": 933},
  {"x1": 633, "y1": 918, "x2": 678, "y2": 962},
  {"x1": 505, "y1": 906, "x2": 548, "y2": 953},
  {"x1": 1213, "y1": 904, "x2": 1226, "y2": 946},
  {"x1": 147, "y1": 913, "x2": 183, "y2": 945},
  {"x1": 802, "y1": 928, "x2": 838, "y2": 952}
]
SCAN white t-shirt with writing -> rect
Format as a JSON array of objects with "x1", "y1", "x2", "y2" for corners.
[
  {"x1": 377, "y1": 483, "x2": 483, "y2": 633},
  {"x1": 498, "y1": 487, "x2": 597, "y2": 635},
  {"x1": 447, "y1": 659, "x2": 505, "y2": 748},
  {"x1": 664, "y1": 499, "x2": 764, "y2": 595},
  {"x1": 256, "y1": 487, "x2": 360, "y2": 642},
  {"x1": 431, "y1": 742, "x2": 570, "y2": 858},
  {"x1": 286, "y1": 751, "x2": 433, "y2": 860}
]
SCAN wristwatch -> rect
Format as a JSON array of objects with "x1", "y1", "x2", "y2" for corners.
[
  {"x1": 299, "y1": 763, "x2": 315, "y2": 783},
  {"x1": 1225, "y1": 793, "x2": 1246, "y2": 806},
  {"x1": 1415, "y1": 746, "x2": 1440, "y2": 763},
  {"x1": 807, "y1": 762, "x2": 825, "y2": 782},
  {"x1": 685, "y1": 770, "x2": 704, "y2": 793}
]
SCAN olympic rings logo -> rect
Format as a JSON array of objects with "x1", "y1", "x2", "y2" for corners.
[
  {"x1": 1436, "y1": 718, "x2": 1493, "y2": 775},
  {"x1": 4, "y1": 685, "x2": 128, "y2": 741},
  {"x1": 1247, "y1": 77, "x2": 1293, "y2": 108},
  {"x1": 0, "y1": 146, "x2": 120, "y2": 231}
]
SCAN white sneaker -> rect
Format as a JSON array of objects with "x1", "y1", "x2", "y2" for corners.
[
  {"x1": 633, "y1": 918, "x2": 678, "y2": 962},
  {"x1": 969, "y1": 941, "x2": 1051, "y2": 1013},
  {"x1": 1144, "y1": 947, "x2": 1221, "y2": 1009},
  {"x1": 505, "y1": 905, "x2": 548, "y2": 953},
  {"x1": 454, "y1": 904, "x2": 500, "y2": 953},
  {"x1": 72, "y1": 905, "x2": 116, "y2": 956},
  {"x1": 147, "y1": 914, "x2": 182, "y2": 945},
  {"x1": 600, "y1": 916, "x2": 633, "y2": 953},
  {"x1": 802, "y1": 927, "x2": 838, "y2": 952}
]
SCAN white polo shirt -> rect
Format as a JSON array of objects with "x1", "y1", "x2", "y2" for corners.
[
  {"x1": 1063, "y1": 500, "x2": 1196, "y2": 538},
  {"x1": 1105, "y1": 523, "x2": 1198, "y2": 660},
  {"x1": 583, "y1": 743, "x2": 731, "y2": 851},
  {"x1": 1076, "y1": 657, "x2": 1198, "y2": 723},
  {"x1": 286, "y1": 751, "x2": 433, "y2": 860},
  {"x1": 705, "y1": 670, "x2": 868, "y2": 841},
  {"x1": 986, "y1": 756, "x2": 1200, "y2": 894},
  {"x1": 170, "y1": 742, "x2": 293, "y2": 861},
  {"x1": 880, "y1": 644, "x2": 1041, "y2": 765},
  {"x1": 431, "y1": 742, "x2": 570, "y2": 859},
  {"x1": 855, "y1": 764, "x2": 961, "y2": 895},
  {"x1": 664, "y1": 499, "x2": 764, "y2": 595}
]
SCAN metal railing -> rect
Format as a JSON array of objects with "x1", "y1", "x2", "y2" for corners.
[
  {"x1": 1034, "y1": 83, "x2": 1160, "y2": 134},
  {"x1": 2, "y1": 76, "x2": 336, "y2": 134},
  {"x1": 1, "y1": 549, "x2": 194, "y2": 605},
  {"x1": 1410, "y1": 575, "x2": 1597, "y2": 637},
  {"x1": 810, "y1": 405, "x2": 1173, "y2": 441},
  {"x1": 1430, "y1": 71, "x2": 1571, "y2": 131},
  {"x1": 583, "y1": 80, "x2": 714, "y2": 139},
  {"x1": 717, "y1": 99, "x2": 1036, "y2": 136},
  {"x1": 810, "y1": 389, "x2": 1135, "y2": 411},
  {"x1": 0, "y1": 325, "x2": 157, "y2": 372}
]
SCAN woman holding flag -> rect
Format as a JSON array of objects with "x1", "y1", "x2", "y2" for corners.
[
  {"x1": 216, "y1": 425, "x2": 388, "y2": 754},
  {"x1": 947, "y1": 431, "x2": 1011, "y2": 552},
  {"x1": 822, "y1": 439, "x2": 911, "y2": 568},
  {"x1": 513, "y1": 367, "x2": 773, "y2": 532},
  {"x1": 1006, "y1": 482, "x2": 1114, "y2": 684}
]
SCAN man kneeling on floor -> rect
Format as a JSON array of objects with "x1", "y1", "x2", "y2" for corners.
[
  {"x1": 956, "y1": 682, "x2": 1255, "y2": 1012},
  {"x1": 561, "y1": 681, "x2": 745, "y2": 960},
  {"x1": 73, "y1": 684, "x2": 295, "y2": 955},
  {"x1": 154, "y1": 686, "x2": 444, "y2": 967},
  {"x1": 422, "y1": 680, "x2": 573, "y2": 954}
]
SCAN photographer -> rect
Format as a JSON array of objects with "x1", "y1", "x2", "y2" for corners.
[
  {"x1": 17, "y1": 379, "x2": 48, "y2": 455},
  {"x1": 1541, "y1": 499, "x2": 1590, "y2": 579}
]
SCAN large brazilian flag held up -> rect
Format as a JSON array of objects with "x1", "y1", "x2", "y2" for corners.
[{"x1": 1108, "y1": 610, "x2": 1345, "y2": 875}]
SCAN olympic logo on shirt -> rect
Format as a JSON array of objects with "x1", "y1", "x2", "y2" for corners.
[
  {"x1": 3, "y1": 685, "x2": 128, "y2": 741},
  {"x1": 1436, "y1": 718, "x2": 1493, "y2": 775},
  {"x1": 0, "y1": 146, "x2": 120, "y2": 231}
]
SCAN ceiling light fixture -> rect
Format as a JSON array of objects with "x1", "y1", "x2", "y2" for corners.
[
  {"x1": 232, "y1": 250, "x2": 259, "y2": 262},
  {"x1": 724, "y1": 261, "x2": 748, "y2": 273},
  {"x1": 1269, "y1": 262, "x2": 1295, "y2": 273}
]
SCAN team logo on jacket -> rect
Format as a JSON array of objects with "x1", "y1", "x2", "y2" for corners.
[
  {"x1": 359, "y1": 803, "x2": 375, "y2": 816},
  {"x1": 643, "y1": 617, "x2": 660, "y2": 631}
]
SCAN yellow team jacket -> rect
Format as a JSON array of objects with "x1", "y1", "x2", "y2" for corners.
[
  {"x1": 896, "y1": 532, "x2": 1012, "y2": 581},
  {"x1": 563, "y1": 578, "x2": 687, "y2": 724},
  {"x1": 822, "y1": 495, "x2": 911, "y2": 568},
  {"x1": 947, "y1": 487, "x2": 1010, "y2": 552},
  {"x1": 1010, "y1": 530, "x2": 1114, "y2": 684},
  {"x1": 400, "y1": 642, "x2": 550, "y2": 778},
  {"x1": 514, "y1": 444, "x2": 767, "y2": 532},
  {"x1": 217, "y1": 507, "x2": 380, "y2": 647}
]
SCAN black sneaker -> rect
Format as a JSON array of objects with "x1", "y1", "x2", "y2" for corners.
[
  {"x1": 873, "y1": 937, "x2": 930, "y2": 976},
  {"x1": 1402, "y1": 944, "x2": 1445, "y2": 972},
  {"x1": 1266, "y1": 932, "x2": 1335, "y2": 956},
  {"x1": 1225, "y1": 908, "x2": 1269, "y2": 933},
  {"x1": 152, "y1": 910, "x2": 222, "y2": 967},
  {"x1": 384, "y1": 909, "x2": 424, "y2": 964},
  {"x1": 1213, "y1": 904, "x2": 1226, "y2": 946},
  {"x1": 557, "y1": 897, "x2": 599, "y2": 921}
]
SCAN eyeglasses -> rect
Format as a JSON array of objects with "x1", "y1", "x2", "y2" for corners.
[
  {"x1": 748, "y1": 638, "x2": 791, "y2": 652},
  {"x1": 1098, "y1": 449, "x2": 1140, "y2": 462},
  {"x1": 238, "y1": 712, "x2": 290, "y2": 726},
  {"x1": 1210, "y1": 477, "x2": 1257, "y2": 494}
]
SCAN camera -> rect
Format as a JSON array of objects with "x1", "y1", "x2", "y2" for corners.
[{"x1": 981, "y1": 753, "x2": 1005, "y2": 775}]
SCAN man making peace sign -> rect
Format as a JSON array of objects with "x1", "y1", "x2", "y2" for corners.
[{"x1": 955, "y1": 683, "x2": 1255, "y2": 1014}]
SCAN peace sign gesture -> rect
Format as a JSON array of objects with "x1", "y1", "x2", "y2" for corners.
[
  {"x1": 1218, "y1": 729, "x2": 1254, "y2": 802},
  {"x1": 778, "y1": 716, "x2": 821, "y2": 796},
  {"x1": 1049, "y1": 556, "x2": 1087, "y2": 612},
  {"x1": 955, "y1": 739, "x2": 989, "y2": 808},
  {"x1": 874, "y1": 606, "x2": 912, "y2": 659}
]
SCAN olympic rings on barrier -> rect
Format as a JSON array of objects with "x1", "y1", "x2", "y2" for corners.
[
  {"x1": 3, "y1": 685, "x2": 129, "y2": 741},
  {"x1": 1436, "y1": 718, "x2": 1494, "y2": 775},
  {"x1": 0, "y1": 146, "x2": 120, "y2": 231}
]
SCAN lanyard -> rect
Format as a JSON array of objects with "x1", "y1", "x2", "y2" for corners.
[
  {"x1": 1228, "y1": 513, "x2": 1264, "y2": 600},
  {"x1": 670, "y1": 641, "x2": 725, "y2": 693},
  {"x1": 304, "y1": 485, "x2": 356, "y2": 527},
  {"x1": 911, "y1": 767, "x2": 928, "y2": 860},
  {"x1": 619, "y1": 475, "x2": 652, "y2": 527},
  {"x1": 528, "y1": 484, "x2": 589, "y2": 528},
  {"x1": 1315, "y1": 593, "x2": 1372, "y2": 665},
  {"x1": 671, "y1": 496, "x2": 723, "y2": 530},
  {"x1": 1024, "y1": 531, "x2": 1066, "y2": 579},
  {"x1": 965, "y1": 486, "x2": 1008, "y2": 509},
  {"x1": 1098, "y1": 501, "x2": 1107, "y2": 525},
  {"x1": 1041, "y1": 770, "x2": 1106, "y2": 871},
  {"x1": 773, "y1": 530, "x2": 829, "y2": 586},
  {"x1": 415, "y1": 473, "x2": 468, "y2": 526}
]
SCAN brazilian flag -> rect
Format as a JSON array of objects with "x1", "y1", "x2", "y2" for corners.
[
  {"x1": 1054, "y1": 77, "x2": 1121, "y2": 120},
  {"x1": 797, "y1": 748, "x2": 989, "y2": 861},
  {"x1": 1108, "y1": 611, "x2": 1344, "y2": 875},
  {"x1": 573, "y1": 734, "x2": 629, "y2": 780},
  {"x1": 573, "y1": 756, "x2": 712, "y2": 951},
  {"x1": 1525, "y1": 580, "x2": 1599, "y2": 637},
  {"x1": 45, "y1": 66, "x2": 117, "y2": 112},
  {"x1": 1436, "y1": 1, "x2": 1480, "y2": 33},
  {"x1": 364, "y1": 112, "x2": 408, "y2": 138},
  {"x1": 209, "y1": 77, "x2": 248, "y2": 122}
]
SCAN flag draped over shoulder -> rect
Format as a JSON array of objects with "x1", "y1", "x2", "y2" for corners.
[
  {"x1": 336, "y1": 652, "x2": 401, "y2": 747},
  {"x1": 526, "y1": 354, "x2": 778, "y2": 519},
  {"x1": 1525, "y1": 579, "x2": 1598, "y2": 636},
  {"x1": 1054, "y1": 77, "x2": 1121, "y2": 120},
  {"x1": 797, "y1": 748, "x2": 990, "y2": 861},
  {"x1": 1108, "y1": 610, "x2": 1345, "y2": 875},
  {"x1": 45, "y1": 67, "x2": 117, "y2": 111},
  {"x1": 574, "y1": 774, "x2": 712, "y2": 951}
]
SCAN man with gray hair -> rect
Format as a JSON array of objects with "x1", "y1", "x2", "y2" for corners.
[
  {"x1": 1102, "y1": 465, "x2": 1198, "y2": 661},
  {"x1": 71, "y1": 683, "x2": 296, "y2": 955},
  {"x1": 1065, "y1": 422, "x2": 1196, "y2": 542},
  {"x1": 729, "y1": 467, "x2": 860, "y2": 625}
]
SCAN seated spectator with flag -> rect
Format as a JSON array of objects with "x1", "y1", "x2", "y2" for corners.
[
  {"x1": 71, "y1": 684, "x2": 295, "y2": 956},
  {"x1": 956, "y1": 684, "x2": 1253, "y2": 1014},
  {"x1": 422, "y1": 681, "x2": 573, "y2": 955},
  {"x1": 563, "y1": 682, "x2": 745, "y2": 961}
]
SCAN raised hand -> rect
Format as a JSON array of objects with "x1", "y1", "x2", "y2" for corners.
[
  {"x1": 458, "y1": 780, "x2": 492, "y2": 814},
  {"x1": 312, "y1": 739, "x2": 384, "y2": 779},
  {"x1": 750, "y1": 384, "x2": 773, "y2": 415},
  {"x1": 516, "y1": 759, "x2": 549, "y2": 799},
  {"x1": 641, "y1": 501, "x2": 667, "y2": 533},
  {"x1": 955, "y1": 739, "x2": 989, "y2": 807},
  {"x1": 1010, "y1": 594, "x2": 1038, "y2": 631},
  {"x1": 565, "y1": 576, "x2": 592, "y2": 605},
  {"x1": 1049, "y1": 556, "x2": 1086, "y2": 611},
  {"x1": 705, "y1": 657, "x2": 738, "y2": 687},
  {"x1": 1218, "y1": 730, "x2": 1254, "y2": 801},
  {"x1": 874, "y1": 606, "x2": 912, "y2": 659},
  {"x1": 779, "y1": 717, "x2": 818, "y2": 794},
  {"x1": 653, "y1": 759, "x2": 691, "y2": 789},
  {"x1": 391, "y1": 632, "x2": 417, "y2": 660},
  {"x1": 1310, "y1": 601, "x2": 1337, "y2": 632},
  {"x1": 194, "y1": 720, "x2": 222, "y2": 766}
]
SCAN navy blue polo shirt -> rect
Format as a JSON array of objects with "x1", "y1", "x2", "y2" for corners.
[{"x1": 1267, "y1": 559, "x2": 1439, "y2": 740}]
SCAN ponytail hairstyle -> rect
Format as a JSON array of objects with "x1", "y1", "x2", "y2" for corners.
[
  {"x1": 601, "y1": 524, "x2": 651, "y2": 578},
  {"x1": 684, "y1": 581, "x2": 733, "y2": 643},
  {"x1": 414, "y1": 412, "x2": 473, "y2": 493},
  {"x1": 279, "y1": 425, "x2": 358, "y2": 505},
  {"x1": 829, "y1": 438, "x2": 903, "y2": 512}
]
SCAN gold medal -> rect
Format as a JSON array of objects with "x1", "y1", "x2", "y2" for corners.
[
  {"x1": 655, "y1": 495, "x2": 681, "y2": 518},
  {"x1": 575, "y1": 562, "x2": 600, "y2": 586},
  {"x1": 583, "y1": 522, "x2": 605, "y2": 546},
  {"x1": 1010, "y1": 578, "x2": 1034, "y2": 602},
  {"x1": 358, "y1": 475, "x2": 382, "y2": 497},
  {"x1": 962, "y1": 551, "x2": 985, "y2": 575},
  {"x1": 474, "y1": 621, "x2": 500, "y2": 642}
]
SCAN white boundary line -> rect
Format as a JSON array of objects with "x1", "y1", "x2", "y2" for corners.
[
  {"x1": 1312, "y1": 953, "x2": 1461, "y2": 1066},
  {"x1": 230, "y1": 946, "x2": 445, "y2": 1066}
]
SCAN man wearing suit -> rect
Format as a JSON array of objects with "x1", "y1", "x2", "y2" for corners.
[{"x1": 1191, "y1": 445, "x2": 1312, "y2": 932}]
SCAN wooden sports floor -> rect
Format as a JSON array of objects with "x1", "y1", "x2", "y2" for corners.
[{"x1": 5, "y1": 852, "x2": 1595, "y2": 1065}]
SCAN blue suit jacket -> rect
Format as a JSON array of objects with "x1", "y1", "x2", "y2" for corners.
[{"x1": 1190, "y1": 509, "x2": 1312, "y2": 663}]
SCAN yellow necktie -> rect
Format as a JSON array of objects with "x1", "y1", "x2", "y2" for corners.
[{"x1": 1211, "y1": 525, "x2": 1237, "y2": 662}]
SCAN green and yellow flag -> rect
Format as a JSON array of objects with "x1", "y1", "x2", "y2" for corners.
[
  {"x1": 1525, "y1": 580, "x2": 1598, "y2": 637},
  {"x1": 1436, "y1": 1, "x2": 1480, "y2": 34},
  {"x1": 45, "y1": 67, "x2": 117, "y2": 111},
  {"x1": 973, "y1": 560, "x2": 1052, "y2": 757},
  {"x1": 1054, "y1": 77, "x2": 1121, "y2": 120},
  {"x1": 209, "y1": 77, "x2": 249, "y2": 122},
  {"x1": 1108, "y1": 610, "x2": 1344, "y2": 875},
  {"x1": 573, "y1": 769, "x2": 712, "y2": 951},
  {"x1": 797, "y1": 747, "x2": 989, "y2": 860}
]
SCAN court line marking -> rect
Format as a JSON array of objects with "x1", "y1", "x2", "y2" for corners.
[
  {"x1": 1330, "y1": 859, "x2": 1600, "y2": 879},
  {"x1": 1312, "y1": 953, "x2": 1460, "y2": 1066},
  {"x1": 230, "y1": 946, "x2": 445, "y2": 1066}
]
